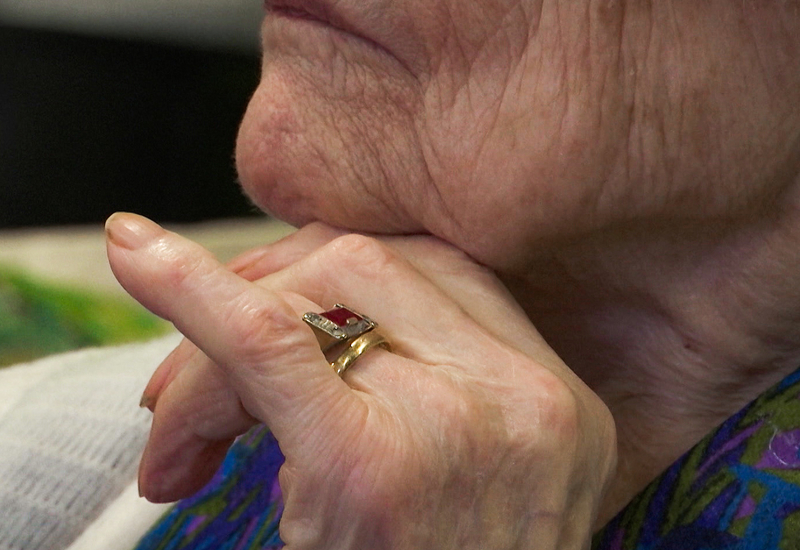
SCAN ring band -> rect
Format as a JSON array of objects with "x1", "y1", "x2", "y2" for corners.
[{"x1": 330, "y1": 330, "x2": 390, "y2": 377}]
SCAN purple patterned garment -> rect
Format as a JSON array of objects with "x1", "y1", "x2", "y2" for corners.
[
  {"x1": 594, "y1": 366, "x2": 800, "y2": 549},
  {"x1": 134, "y1": 426, "x2": 284, "y2": 550},
  {"x1": 135, "y1": 368, "x2": 800, "y2": 549}
]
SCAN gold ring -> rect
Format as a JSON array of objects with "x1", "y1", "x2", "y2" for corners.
[{"x1": 330, "y1": 330, "x2": 390, "y2": 377}]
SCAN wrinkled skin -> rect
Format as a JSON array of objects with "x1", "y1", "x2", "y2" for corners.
[
  {"x1": 107, "y1": 217, "x2": 615, "y2": 549},
  {"x1": 107, "y1": 0, "x2": 800, "y2": 547},
  {"x1": 233, "y1": 0, "x2": 800, "y2": 515},
  {"x1": 237, "y1": 0, "x2": 800, "y2": 271}
]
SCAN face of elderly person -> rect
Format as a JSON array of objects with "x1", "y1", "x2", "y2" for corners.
[
  {"x1": 237, "y1": 0, "x2": 800, "y2": 272},
  {"x1": 104, "y1": 2, "x2": 800, "y2": 544},
  {"x1": 234, "y1": 0, "x2": 800, "y2": 511}
]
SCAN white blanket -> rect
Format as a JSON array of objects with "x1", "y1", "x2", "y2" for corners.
[{"x1": 0, "y1": 335, "x2": 181, "y2": 550}]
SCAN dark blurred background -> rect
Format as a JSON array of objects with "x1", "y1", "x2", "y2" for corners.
[{"x1": 0, "y1": 3, "x2": 264, "y2": 228}]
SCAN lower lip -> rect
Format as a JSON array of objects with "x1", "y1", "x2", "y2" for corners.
[
  {"x1": 261, "y1": 4, "x2": 400, "y2": 67},
  {"x1": 265, "y1": 3, "x2": 324, "y2": 23},
  {"x1": 261, "y1": 9, "x2": 357, "y2": 53}
]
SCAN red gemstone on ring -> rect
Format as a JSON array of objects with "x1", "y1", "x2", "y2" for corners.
[{"x1": 320, "y1": 306, "x2": 363, "y2": 327}]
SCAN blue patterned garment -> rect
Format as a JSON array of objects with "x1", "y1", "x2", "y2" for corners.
[
  {"x1": 594, "y1": 367, "x2": 800, "y2": 549},
  {"x1": 135, "y1": 368, "x2": 800, "y2": 550},
  {"x1": 134, "y1": 426, "x2": 284, "y2": 550}
]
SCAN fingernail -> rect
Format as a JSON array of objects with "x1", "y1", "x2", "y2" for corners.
[
  {"x1": 105, "y1": 212, "x2": 164, "y2": 250},
  {"x1": 139, "y1": 392, "x2": 156, "y2": 411}
]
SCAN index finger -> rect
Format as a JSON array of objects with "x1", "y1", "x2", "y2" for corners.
[{"x1": 105, "y1": 213, "x2": 362, "y2": 451}]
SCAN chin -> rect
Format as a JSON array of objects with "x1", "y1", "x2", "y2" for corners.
[
  {"x1": 233, "y1": 70, "x2": 325, "y2": 229},
  {"x1": 235, "y1": 94, "x2": 426, "y2": 235},
  {"x1": 234, "y1": 13, "x2": 428, "y2": 235},
  {"x1": 235, "y1": 151, "x2": 319, "y2": 231}
]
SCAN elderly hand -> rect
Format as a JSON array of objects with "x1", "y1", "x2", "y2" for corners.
[{"x1": 106, "y1": 213, "x2": 616, "y2": 550}]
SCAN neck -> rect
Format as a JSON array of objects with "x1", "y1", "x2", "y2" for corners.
[{"x1": 503, "y1": 187, "x2": 800, "y2": 523}]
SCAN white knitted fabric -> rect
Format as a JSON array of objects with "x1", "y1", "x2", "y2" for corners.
[{"x1": 0, "y1": 334, "x2": 181, "y2": 550}]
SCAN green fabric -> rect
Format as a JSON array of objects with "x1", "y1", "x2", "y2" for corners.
[{"x1": 0, "y1": 267, "x2": 171, "y2": 367}]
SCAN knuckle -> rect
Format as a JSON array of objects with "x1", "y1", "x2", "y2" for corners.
[
  {"x1": 531, "y1": 372, "x2": 618, "y2": 489},
  {"x1": 303, "y1": 221, "x2": 347, "y2": 240},
  {"x1": 224, "y1": 295, "x2": 301, "y2": 365},
  {"x1": 533, "y1": 372, "x2": 582, "y2": 447},
  {"x1": 324, "y1": 233, "x2": 398, "y2": 277},
  {"x1": 161, "y1": 246, "x2": 212, "y2": 292}
]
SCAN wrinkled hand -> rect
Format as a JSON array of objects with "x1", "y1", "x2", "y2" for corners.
[{"x1": 106, "y1": 213, "x2": 616, "y2": 550}]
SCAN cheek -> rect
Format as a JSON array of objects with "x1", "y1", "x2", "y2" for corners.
[{"x1": 235, "y1": 52, "x2": 432, "y2": 234}]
